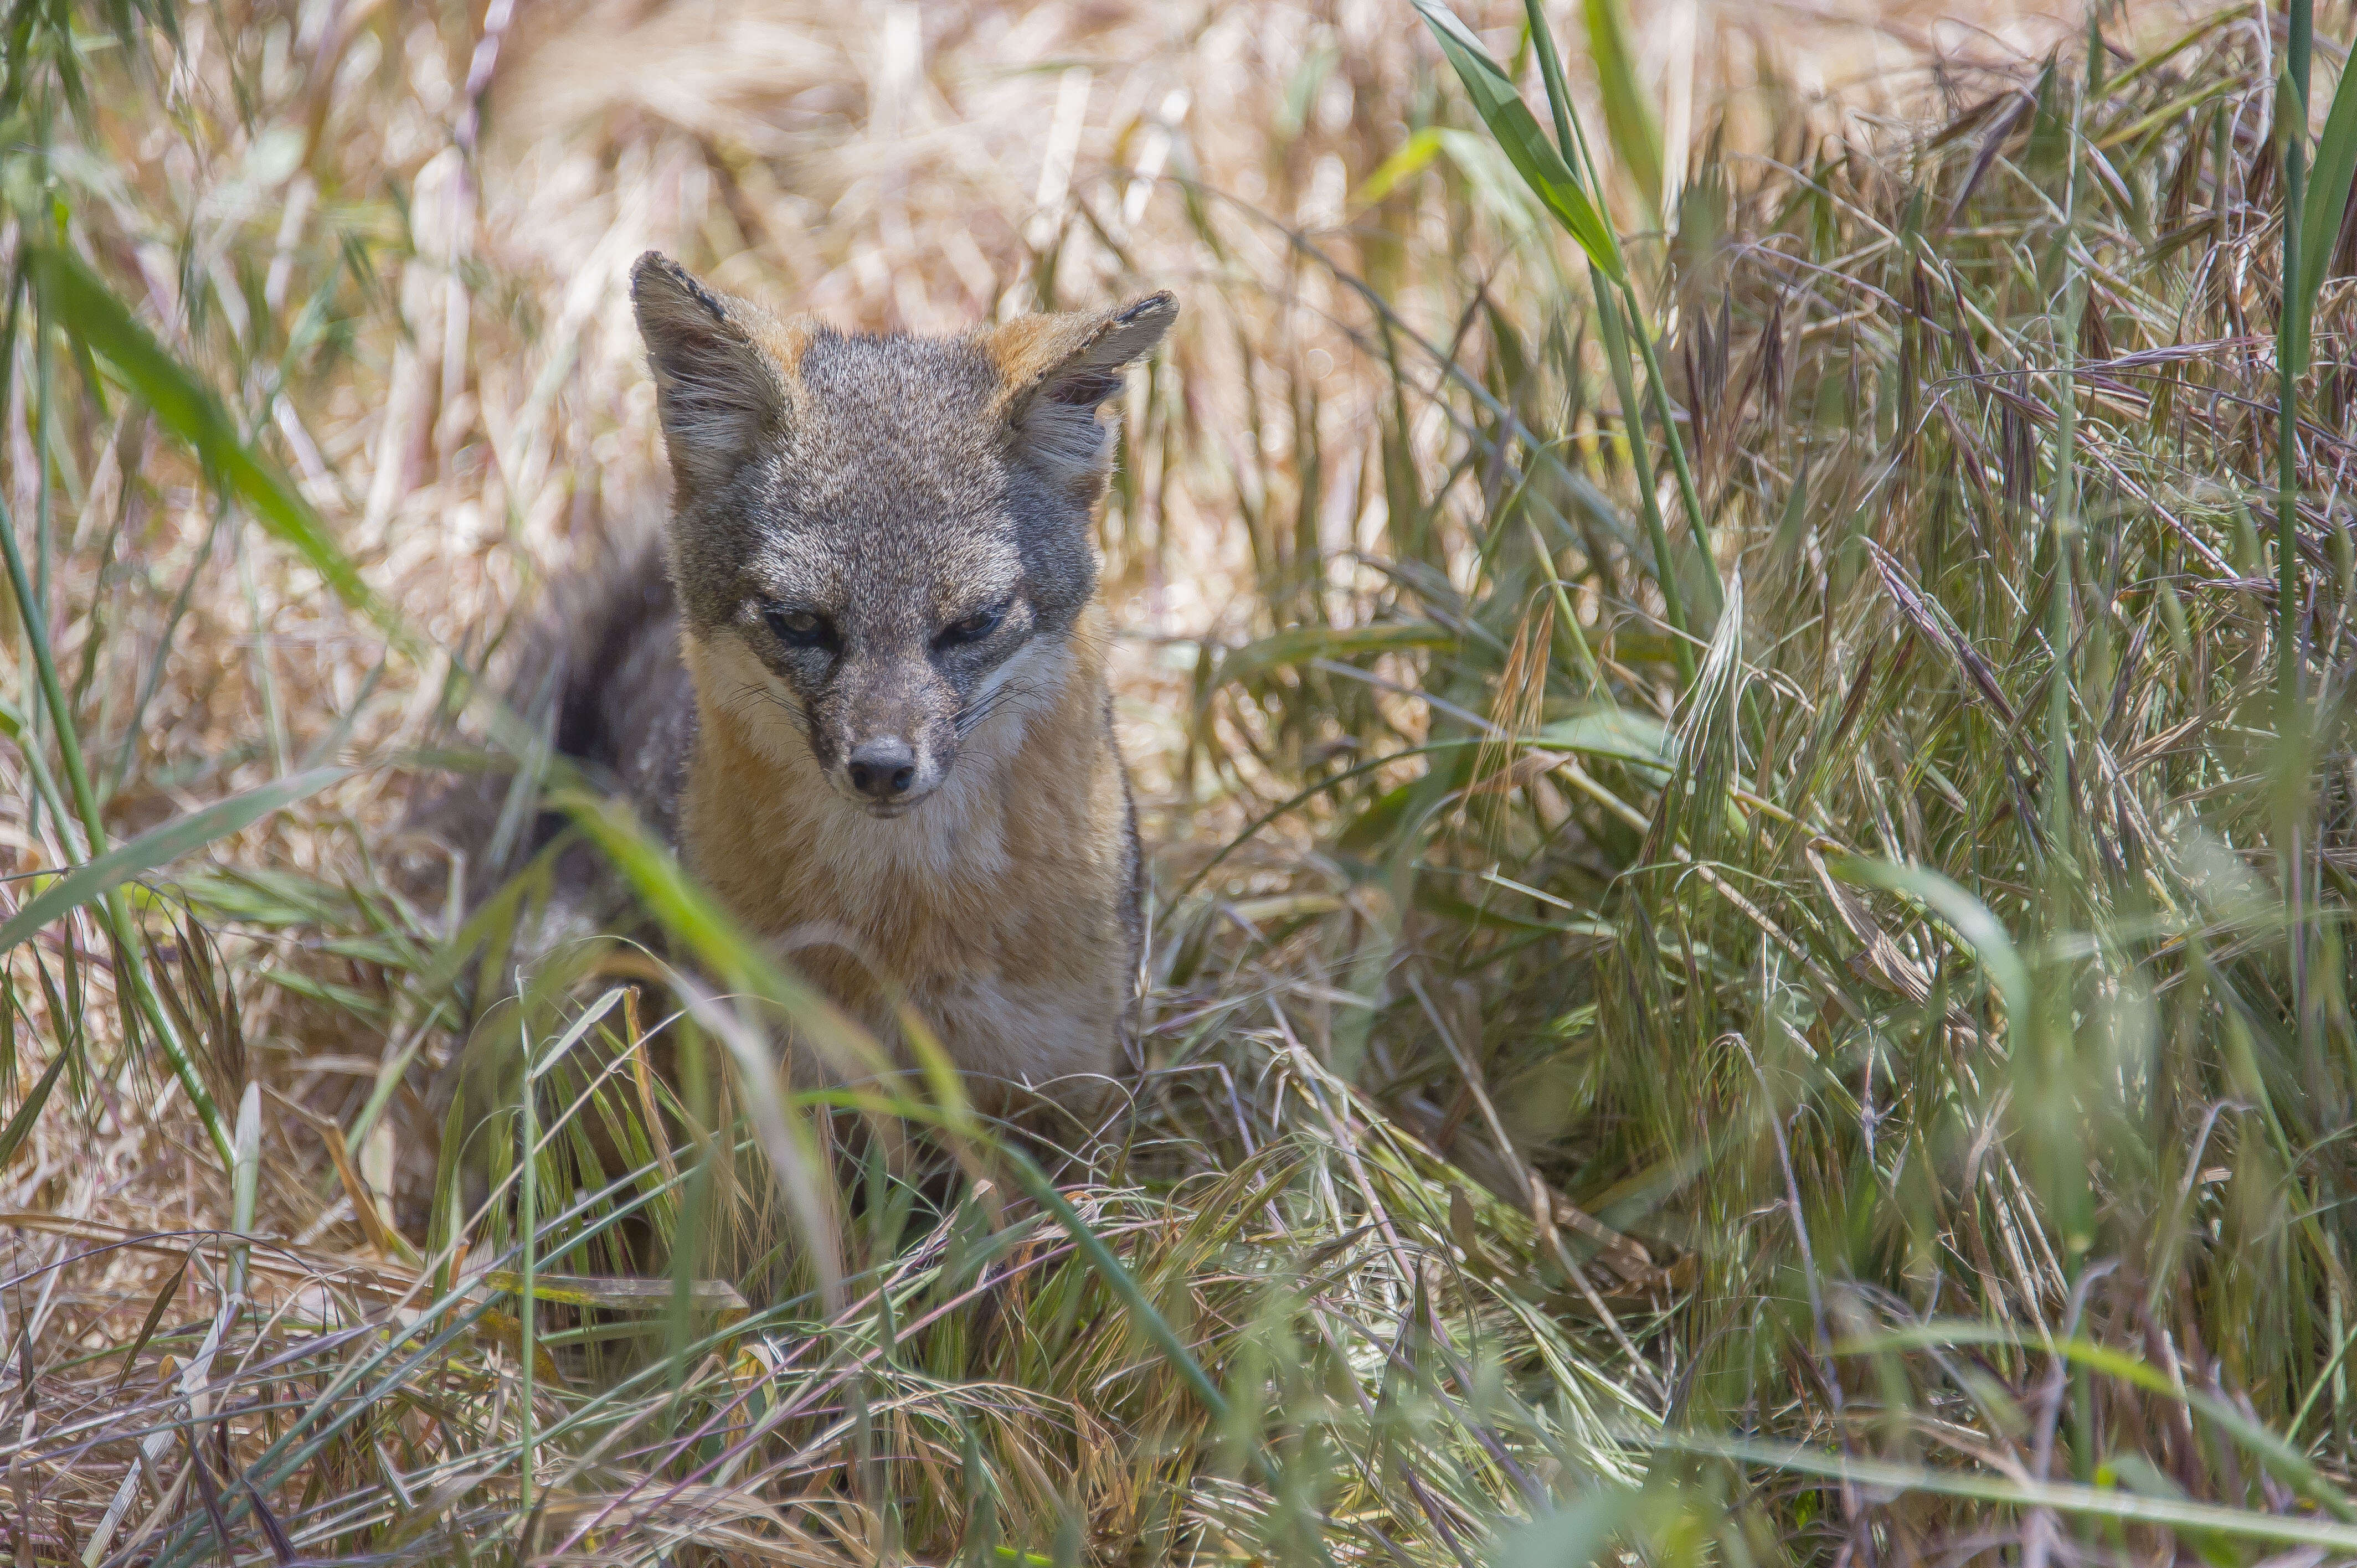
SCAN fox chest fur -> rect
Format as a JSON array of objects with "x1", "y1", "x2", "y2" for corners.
[
  {"x1": 620, "y1": 253, "x2": 1175, "y2": 1118},
  {"x1": 677, "y1": 606, "x2": 1140, "y2": 1102}
]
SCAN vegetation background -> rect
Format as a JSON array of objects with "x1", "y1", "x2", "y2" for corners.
[{"x1": 4, "y1": 0, "x2": 2357, "y2": 1564}]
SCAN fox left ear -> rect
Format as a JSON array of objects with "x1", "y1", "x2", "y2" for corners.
[
  {"x1": 985, "y1": 291, "x2": 1177, "y2": 492},
  {"x1": 631, "y1": 251, "x2": 792, "y2": 497}
]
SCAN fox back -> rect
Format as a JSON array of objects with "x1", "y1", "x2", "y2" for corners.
[{"x1": 627, "y1": 254, "x2": 1175, "y2": 1123}]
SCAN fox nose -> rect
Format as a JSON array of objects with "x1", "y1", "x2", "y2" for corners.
[{"x1": 846, "y1": 739, "x2": 919, "y2": 802}]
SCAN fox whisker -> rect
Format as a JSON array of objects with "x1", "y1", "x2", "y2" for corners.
[
  {"x1": 732, "y1": 680, "x2": 804, "y2": 718},
  {"x1": 956, "y1": 679, "x2": 1042, "y2": 736},
  {"x1": 724, "y1": 681, "x2": 819, "y2": 746}
]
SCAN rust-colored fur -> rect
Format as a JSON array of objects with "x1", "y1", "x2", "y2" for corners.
[
  {"x1": 680, "y1": 604, "x2": 1137, "y2": 1113},
  {"x1": 416, "y1": 259, "x2": 1172, "y2": 1226},
  {"x1": 624, "y1": 254, "x2": 1172, "y2": 1125}
]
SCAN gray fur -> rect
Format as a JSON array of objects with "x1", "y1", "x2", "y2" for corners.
[{"x1": 631, "y1": 252, "x2": 1172, "y2": 813}]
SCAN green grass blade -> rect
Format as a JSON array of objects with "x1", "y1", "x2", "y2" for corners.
[
  {"x1": 1490, "y1": 1486, "x2": 1636, "y2": 1568},
  {"x1": 1412, "y1": 0, "x2": 1626, "y2": 282},
  {"x1": 1582, "y1": 0, "x2": 1665, "y2": 213},
  {"x1": 548, "y1": 786, "x2": 888, "y2": 1082},
  {"x1": 0, "y1": 766, "x2": 351, "y2": 954},
  {"x1": 1519, "y1": 0, "x2": 1583, "y2": 167},
  {"x1": 22, "y1": 243, "x2": 413, "y2": 653},
  {"x1": 0, "y1": 1050, "x2": 70, "y2": 1174},
  {"x1": 1658, "y1": 1434, "x2": 2357, "y2": 1552},
  {"x1": 0, "y1": 479, "x2": 232, "y2": 1164},
  {"x1": 0, "y1": 696, "x2": 76, "y2": 862},
  {"x1": 1591, "y1": 283, "x2": 1694, "y2": 674},
  {"x1": 1355, "y1": 126, "x2": 1446, "y2": 205},
  {"x1": 518, "y1": 1018, "x2": 538, "y2": 1524},
  {"x1": 1828, "y1": 855, "x2": 2031, "y2": 1039},
  {"x1": 1846, "y1": 1324, "x2": 2357, "y2": 1522},
  {"x1": 2292, "y1": 54, "x2": 2357, "y2": 372},
  {"x1": 110, "y1": 1245, "x2": 192, "y2": 1394},
  {"x1": 1216, "y1": 622, "x2": 1457, "y2": 691},
  {"x1": 1535, "y1": 707, "x2": 1674, "y2": 770}
]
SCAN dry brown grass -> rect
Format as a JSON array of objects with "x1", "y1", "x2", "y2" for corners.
[
  {"x1": 14, "y1": 0, "x2": 2341, "y2": 1562},
  {"x1": 2, "y1": 0, "x2": 2069, "y2": 1209}
]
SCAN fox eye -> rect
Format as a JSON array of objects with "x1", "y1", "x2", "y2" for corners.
[
  {"x1": 937, "y1": 603, "x2": 1007, "y2": 647},
  {"x1": 764, "y1": 605, "x2": 834, "y2": 649}
]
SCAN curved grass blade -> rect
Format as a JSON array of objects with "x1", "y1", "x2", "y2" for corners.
[
  {"x1": 1355, "y1": 126, "x2": 1446, "y2": 205},
  {"x1": 23, "y1": 243, "x2": 414, "y2": 653},
  {"x1": 1000, "y1": 1146, "x2": 1231, "y2": 1428},
  {"x1": 1001, "y1": 1144, "x2": 1351, "y2": 1568},
  {"x1": 548, "y1": 786, "x2": 887, "y2": 1081},
  {"x1": 1656, "y1": 1433, "x2": 2357, "y2": 1552},
  {"x1": 1411, "y1": 0, "x2": 1626, "y2": 283},
  {"x1": 1535, "y1": 707, "x2": 1675, "y2": 775},
  {"x1": 2291, "y1": 54, "x2": 2357, "y2": 372},
  {"x1": 1844, "y1": 1323, "x2": 2357, "y2": 1523},
  {"x1": 0, "y1": 765, "x2": 351, "y2": 955},
  {"x1": 1216, "y1": 622, "x2": 1456, "y2": 692},
  {"x1": 0, "y1": 1050, "x2": 69, "y2": 1173},
  {"x1": 1827, "y1": 855, "x2": 2031, "y2": 1039},
  {"x1": 110, "y1": 1245, "x2": 192, "y2": 1394},
  {"x1": 1583, "y1": 0, "x2": 1665, "y2": 213},
  {"x1": 1490, "y1": 1485, "x2": 1636, "y2": 1568}
]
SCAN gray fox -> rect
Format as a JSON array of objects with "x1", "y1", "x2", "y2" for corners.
[{"x1": 435, "y1": 255, "x2": 1175, "y2": 1137}]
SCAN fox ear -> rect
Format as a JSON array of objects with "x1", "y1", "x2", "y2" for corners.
[
  {"x1": 987, "y1": 291, "x2": 1177, "y2": 492},
  {"x1": 631, "y1": 252, "x2": 788, "y2": 494}
]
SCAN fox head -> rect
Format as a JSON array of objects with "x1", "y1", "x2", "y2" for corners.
[{"x1": 630, "y1": 252, "x2": 1175, "y2": 816}]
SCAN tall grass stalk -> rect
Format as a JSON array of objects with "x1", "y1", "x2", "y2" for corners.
[{"x1": 2278, "y1": 0, "x2": 2313, "y2": 1061}]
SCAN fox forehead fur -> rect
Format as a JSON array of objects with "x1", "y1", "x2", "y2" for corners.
[{"x1": 628, "y1": 251, "x2": 1176, "y2": 1117}]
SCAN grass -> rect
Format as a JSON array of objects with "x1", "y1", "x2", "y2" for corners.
[{"x1": 4, "y1": 0, "x2": 2357, "y2": 1563}]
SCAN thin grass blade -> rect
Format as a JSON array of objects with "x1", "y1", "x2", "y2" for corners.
[
  {"x1": 2292, "y1": 54, "x2": 2357, "y2": 369},
  {"x1": 1582, "y1": 0, "x2": 1665, "y2": 214},
  {"x1": 1411, "y1": 0, "x2": 1626, "y2": 282},
  {"x1": 22, "y1": 244, "x2": 411, "y2": 651},
  {"x1": 0, "y1": 766, "x2": 351, "y2": 955},
  {"x1": 1827, "y1": 856, "x2": 2031, "y2": 1039},
  {"x1": 0, "y1": 1051, "x2": 69, "y2": 1173}
]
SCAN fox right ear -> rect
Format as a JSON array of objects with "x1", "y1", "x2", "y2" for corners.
[
  {"x1": 984, "y1": 291, "x2": 1179, "y2": 496},
  {"x1": 631, "y1": 252, "x2": 786, "y2": 493}
]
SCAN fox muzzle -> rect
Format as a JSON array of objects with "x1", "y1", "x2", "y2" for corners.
[{"x1": 846, "y1": 737, "x2": 920, "y2": 802}]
